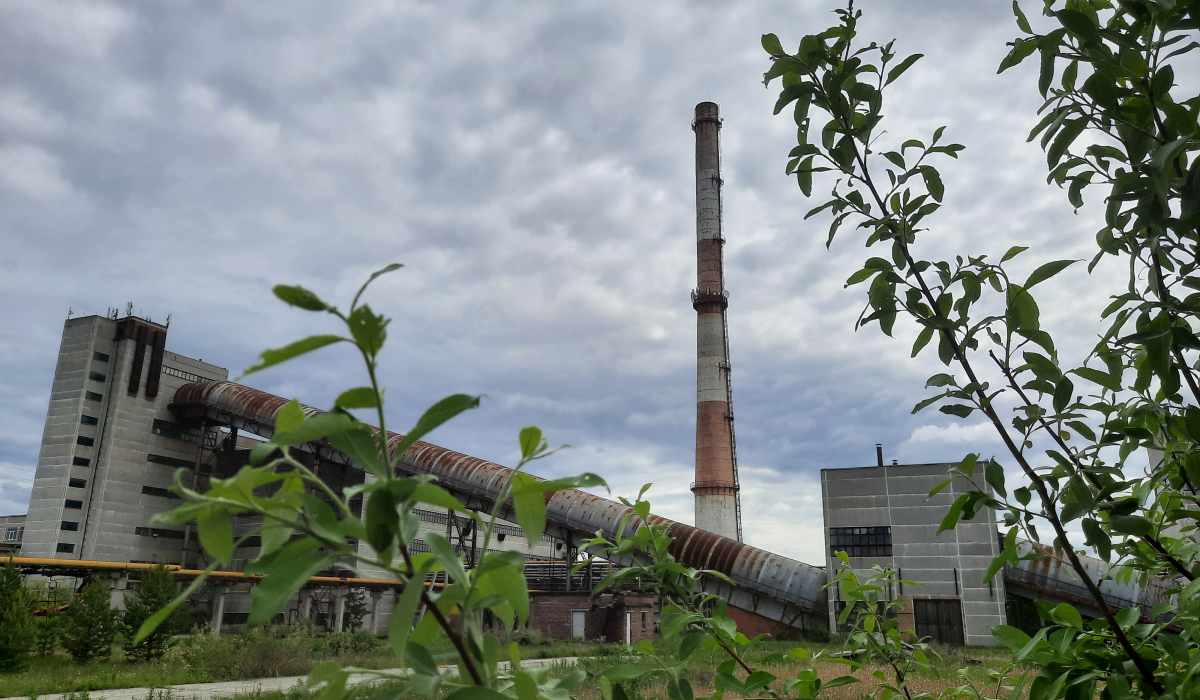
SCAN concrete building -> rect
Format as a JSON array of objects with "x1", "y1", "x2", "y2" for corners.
[
  {"x1": 690, "y1": 101, "x2": 742, "y2": 542},
  {"x1": 821, "y1": 461, "x2": 1008, "y2": 646},
  {"x1": 24, "y1": 313, "x2": 228, "y2": 562},
  {"x1": 0, "y1": 514, "x2": 25, "y2": 555}
]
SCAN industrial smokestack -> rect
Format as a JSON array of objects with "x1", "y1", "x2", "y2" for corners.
[
  {"x1": 876, "y1": 444, "x2": 884, "y2": 467},
  {"x1": 691, "y1": 102, "x2": 742, "y2": 542}
]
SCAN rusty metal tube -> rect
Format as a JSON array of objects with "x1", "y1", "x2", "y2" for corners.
[{"x1": 169, "y1": 381, "x2": 828, "y2": 624}]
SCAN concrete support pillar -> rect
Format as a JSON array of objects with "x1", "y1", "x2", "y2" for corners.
[
  {"x1": 298, "y1": 589, "x2": 312, "y2": 623},
  {"x1": 370, "y1": 590, "x2": 384, "y2": 635},
  {"x1": 334, "y1": 589, "x2": 346, "y2": 633},
  {"x1": 210, "y1": 585, "x2": 227, "y2": 636}
]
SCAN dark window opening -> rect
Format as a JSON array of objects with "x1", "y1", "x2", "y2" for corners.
[
  {"x1": 69, "y1": 478, "x2": 87, "y2": 489},
  {"x1": 222, "y1": 612, "x2": 250, "y2": 625},
  {"x1": 235, "y1": 536, "x2": 262, "y2": 549},
  {"x1": 93, "y1": 351, "x2": 110, "y2": 362},
  {"x1": 56, "y1": 543, "x2": 75, "y2": 553},
  {"x1": 152, "y1": 419, "x2": 200, "y2": 443},
  {"x1": 88, "y1": 372, "x2": 106, "y2": 382},
  {"x1": 141, "y1": 485, "x2": 178, "y2": 499},
  {"x1": 64, "y1": 499, "x2": 83, "y2": 509},
  {"x1": 147, "y1": 453, "x2": 194, "y2": 468},
  {"x1": 81, "y1": 415, "x2": 98, "y2": 426},
  {"x1": 85, "y1": 391, "x2": 103, "y2": 401},
  {"x1": 73, "y1": 457, "x2": 91, "y2": 467},
  {"x1": 134, "y1": 526, "x2": 186, "y2": 540},
  {"x1": 829, "y1": 526, "x2": 893, "y2": 557},
  {"x1": 76, "y1": 436, "x2": 94, "y2": 447},
  {"x1": 913, "y1": 599, "x2": 965, "y2": 646},
  {"x1": 60, "y1": 521, "x2": 79, "y2": 531}
]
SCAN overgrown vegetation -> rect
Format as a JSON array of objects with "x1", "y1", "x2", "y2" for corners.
[
  {"x1": 763, "y1": 1, "x2": 1199, "y2": 699},
  {"x1": 0, "y1": 558, "x2": 34, "y2": 671}
]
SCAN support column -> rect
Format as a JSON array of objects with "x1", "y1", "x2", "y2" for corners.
[
  {"x1": 300, "y1": 588, "x2": 313, "y2": 621},
  {"x1": 370, "y1": 590, "x2": 384, "y2": 635},
  {"x1": 334, "y1": 589, "x2": 346, "y2": 633},
  {"x1": 210, "y1": 585, "x2": 227, "y2": 636}
]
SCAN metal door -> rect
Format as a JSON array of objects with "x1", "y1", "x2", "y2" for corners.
[
  {"x1": 572, "y1": 610, "x2": 585, "y2": 639},
  {"x1": 913, "y1": 599, "x2": 965, "y2": 645}
]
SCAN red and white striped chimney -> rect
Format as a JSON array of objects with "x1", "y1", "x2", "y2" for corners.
[{"x1": 691, "y1": 102, "x2": 742, "y2": 542}]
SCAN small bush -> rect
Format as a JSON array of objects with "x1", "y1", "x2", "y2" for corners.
[
  {"x1": 0, "y1": 558, "x2": 34, "y2": 670},
  {"x1": 61, "y1": 581, "x2": 120, "y2": 663}
]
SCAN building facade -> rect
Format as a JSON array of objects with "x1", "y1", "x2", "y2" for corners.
[{"x1": 821, "y1": 463, "x2": 1008, "y2": 646}]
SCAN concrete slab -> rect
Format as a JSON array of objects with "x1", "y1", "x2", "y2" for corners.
[{"x1": 3, "y1": 657, "x2": 577, "y2": 700}]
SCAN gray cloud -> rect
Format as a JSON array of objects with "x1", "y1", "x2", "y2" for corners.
[{"x1": 0, "y1": 1, "x2": 1114, "y2": 560}]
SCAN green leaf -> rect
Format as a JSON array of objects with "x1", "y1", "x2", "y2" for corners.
[
  {"x1": 998, "y1": 37, "x2": 1038, "y2": 73},
  {"x1": 912, "y1": 326, "x2": 935, "y2": 357},
  {"x1": 991, "y1": 624, "x2": 1032, "y2": 650},
  {"x1": 411, "y1": 482, "x2": 471, "y2": 513},
  {"x1": 1071, "y1": 366, "x2": 1123, "y2": 392},
  {"x1": 1047, "y1": 118, "x2": 1087, "y2": 167},
  {"x1": 1013, "y1": 1, "x2": 1031, "y2": 33},
  {"x1": 247, "y1": 539, "x2": 336, "y2": 626},
  {"x1": 425, "y1": 532, "x2": 469, "y2": 584},
  {"x1": 519, "y1": 426, "x2": 544, "y2": 460},
  {"x1": 272, "y1": 411, "x2": 360, "y2": 447},
  {"x1": 198, "y1": 507, "x2": 233, "y2": 566},
  {"x1": 602, "y1": 666, "x2": 653, "y2": 682},
  {"x1": 483, "y1": 562, "x2": 531, "y2": 627},
  {"x1": 348, "y1": 304, "x2": 390, "y2": 356},
  {"x1": 334, "y1": 387, "x2": 378, "y2": 409},
  {"x1": 940, "y1": 404, "x2": 975, "y2": 418},
  {"x1": 1108, "y1": 514, "x2": 1152, "y2": 536},
  {"x1": 985, "y1": 460, "x2": 1007, "y2": 498},
  {"x1": 134, "y1": 562, "x2": 217, "y2": 644},
  {"x1": 327, "y1": 428, "x2": 387, "y2": 478},
  {"x1": 1025, "y1": 260, "x2": 1078, "y2": 289},
  {"x1": 960, "y1": 453, "x2": 978, "y2": 477},
  {"x1": 761, "y1": 33, "x2": 785, "y2": 56},
  {"x1": 822, "y1": 676, "x2": 860, "y2": 690},
  {"x1": 273, "y1": 285, "x2": 329, "y2": 311},
  {"x1": 1051, "y1": 603, "x2": 1083, "y2": 629},
  {"x1": 241, "y1": 335, "x2": 346, "y2": 378},
  {"x1": 351, "y1": 263, "x2": 403, "y2": 311},
  {"x1": 1001, "y1": 245, "x2": 1029, "y2": 262},
  {"x1": 885, "y1": 54, "x2": 923, "y2": 86},
  {"x1": 511, "y1": 473, "x2": 548, "y2": 544},
  {"x1": 388, "y1": 561, "x2": 434, "y2": 657},
  {"x1": 277, "y1": 399, "x2": 305, "y2": 434},
  {"x1": 393, "y1": 394, "x2": 482, "y2": 458},
  {"x1": 920, "y1": 165, "x2": 944, "y2": 202},
  {"x1": 406, "y1": 640, "x2": 441, "y2": 676},
  {"x1": 939, "y1": 494, "x2": 969, "y2": 533}
]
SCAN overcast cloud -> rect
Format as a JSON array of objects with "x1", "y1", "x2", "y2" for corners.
[{"x1": 0, "y1": 1, "x2": 1115, "y2": 564}]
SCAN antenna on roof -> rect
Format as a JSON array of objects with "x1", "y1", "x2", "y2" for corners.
[
  {"x1": 165, "y1": 313, "x2": 172, "y2": 328},
  {"x1": 67, "y1": 306, "x2": 73, "y2": 320},
  {"x1": 126, "y1": 302, "x2": 133, "y2": 317}
]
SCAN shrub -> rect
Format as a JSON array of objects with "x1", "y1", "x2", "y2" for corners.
[
  {"x1": 61, "y1": 581, "x2": 120, "y2": 663},
  {"x1": 123, "y1": 563, "x2": 190, "y2": 662},
  {"x1": 0, "y1": 558, "x2": 34, "y2": 670}
]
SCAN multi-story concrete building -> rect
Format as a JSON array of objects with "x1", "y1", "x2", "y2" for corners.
[
  {"x1": 821, "y1": 461, "x2": 1008, "y2": 646},
  {"x1": 24, "y1": 313, "x2": 229, "y2": 562},
  {"x1": 0, "y1": 514, "x2": 25, "y2": 555}
]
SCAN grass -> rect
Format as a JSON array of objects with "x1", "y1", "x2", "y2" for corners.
[{"x1": 0, "y1": 632, "x2": 1020, "y2": 700}]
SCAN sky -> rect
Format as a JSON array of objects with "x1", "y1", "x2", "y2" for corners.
[{"x1": 0, "y1": 0, "x2": 1119, "y2": 564}]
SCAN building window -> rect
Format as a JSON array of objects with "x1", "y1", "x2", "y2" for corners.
[
  {"x1": 146, "y1": 453, "x2": 194, "y2": 468},
  {"x1": 152, "y1": 419, "x2": 200, "y2": 443},
  {"x1": 69, "y1": 478, "x2": 87, "y2": 488},
  {"x1": 64, "y1": 499, "x2": 83, "y2": 509},
  {"x1": 73, "y1": 456, "x2": 91, "y2": 467},
  {"x1": 88, "y1": 372, "x2": 107, "y2": 382},
  {"x1": 85, "y1": 391, "x2": 103, "y2": 401},
  {"x1": 56, "y1": 543, "x2": 75, "y2": 553},
  {"x1": 913, "y1": 599, "x2": 965, "y2": 645},
  {"x1": 3, "y1": 527, "x2": 17, "y2": 541},
  {"x1": 93, "y1": 351, "x2": 110, "y2": 362},
  {"x1": 76, "y1": 436, "x2": 94, "y2": 447},
  {"x1": 80, "y1": 415, "x2": 98, "y2": 426},
  {"x1": 162, "y1": 366, "x2": 204, "y2": 383},
  {"x1": 134, "y1": 526, "x2": 186, "y2": 540},
  {"x1": 61, "y1": 521, "x2": 79, "y2": 531},
  {"x1": 141, "y1": 485, "x2": 178, "y2": 499},
  {"x1": 829, "y1": 526, "x2": 893, "y2": 557}
]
